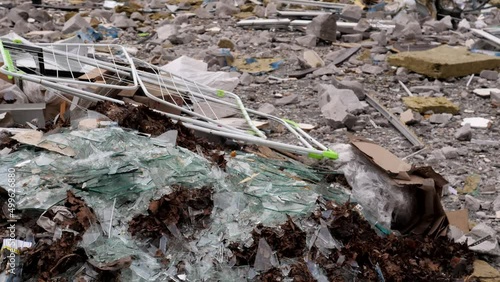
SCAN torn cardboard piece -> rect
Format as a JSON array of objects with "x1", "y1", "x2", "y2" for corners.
[
  {"x1": 446, "y1": 209, "x2": 469, "y2": 234},
  {"x1": 348, "y1": 134, "x2": 412, "y2": 179},
  {"x1": 348, "y1": 134, "x2": 449, "y2": 237}
]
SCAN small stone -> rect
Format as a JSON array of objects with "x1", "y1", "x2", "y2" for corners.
[
  {"x1": 62, "y1": 14, "x2": 90, "y2": 34},
  {"x1": 396, "y1": 67, "x2": 408, "y2": 76},
  {"x1": 465, "y1": 195, "x2": 481, "y2": 211},
  {"x1": 476, "y1": 211, "x2": 487, "y2": 218},
  {"x1": 317, "y1": 84, "x2": 365, "y2": 114},
  {"x1": 306, "y1": 14, "x2": 339, "y2": 42},
  {"x1": 457, "y1": 19, "x2": 470, "y2": 32},
  {"x1": 400, "y1": 109, "x2": 421, "y2": 125},
  {"x1": 440, "y1": 16, "x2": 453, "y2": 29},
  {"x1": 130, "y1": 12, "x2": 145, "y2": 21},
  {"x1": 157, "y1": 24, "x2": 178, "y2": 41},
  {"x1": 265, "y1": 2, "x2": 277, "y2": 17},
  {"x1": 29, "y1": 9, "x2": 51, "y2": 22},
  {"x1": 480, "y1": 70, "x2": 499, "y2": 81},
  {"x1": 112, "y1": 14, "x2": 137, "y2": 28},
  {"x1": 295, "y1": 34, "x2": 317, "y2": 48},
  {"x1": 257, "y1": 103, "x2": 276, "y2": 115},
  {"x1": 455, "y1": 124, "x2": 472, "y2": 141},
  {"x1": 354, "y1": 18, "x2": 370, "y2": 32},
  {"x1": 493, "y1": 194, "x2": 500, "y2": 211},
  {"x1": 462, "y1": 117, "x2": 492, "y2": 129},
  {"x1": 361, "y1": 64, "x2": 383, "y2": 75},
  {"x1": 341, "y1": 5, "x2": 363, "y2": 21},
  {"x1": 400, "y1": 21, "x2": 422, "y2": 39},
  {"x1": 372, "y1": 54, "x2": 386, "y2": 62},
  {"x1": 370, "y1": 32, "x2": 387, "y2": 47},
  {"x1": 238, "y1": 72, "x2": 252, "y2": 86},
  {"x1": 491, "y1": 91, "x2": 500, "y2": 107},
  {"x1": 253, "y1": 6, "x2": 265, "y2": 18},
  {"x1": 429, "y1": 113, "x2": 452, "y2": 124},
  {"x1": 215, "y1": 2, "x2": 239, "y2": 17},
  {"x1": 441, "y1": 146, "x2": 459, "y2": 159},
  {"x1": 195, "y1": 7, "x2": 213, "y2": 19},
  {"x1": 424, "y1": 20, "x2": 447, "y2": 32},
  {"x1": 303, "y1": 50, "x2": 325, "y2": 68},
  {"x1": 342, "y1": 34, "x2": 363, "y2": 43},
  {"x1": 321, "y1": 97, "x2": 359, "y2": 130},
  {"x1": 473, "y1": 88, "x2": 500, "y2": 98},
  {"x1": 331, "y1": 78, "x2": 365, "y2": 100},
  {"x1": 7, "y1": 8, "x2": 29, "y2": 23},
  {"x1": 275, "y1": 94, "x2": 299, "y2": 106}
]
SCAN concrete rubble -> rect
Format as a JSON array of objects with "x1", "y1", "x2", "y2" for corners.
[{"x1": 1, "y1": 0, "x2": 500, "y2": 279}]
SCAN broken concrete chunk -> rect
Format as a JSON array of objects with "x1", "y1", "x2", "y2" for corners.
[
  {"x1": 388, "y1": 46, "x2": 500, "y2": 79},
  {"x1": 62, "y1": 14, "x2": 90, "y2": 34},
  {"x1": 457, "y1": 19, "x2": 470, "y2": 32},
  {"x1": 7, "y1": 8, "x2": 29, "y2": 23},
  {"x1": 317, "y1": 84, "x2": 364, "y2": 114},
  {"x1": 403, "y1": 97, "x2": 459, "y2": 114},
  {"x1": 424, "y1": 20, "x2": 447, "y2": 33},
  {"x1": 265, "y1": 2, "x2": 278, "y2": 17},
  {"x1": 216, "y1": 2, "x2": 239, "y2": 17},
  {"x1": 371, "y1": 31, "x2": 387, "y2": 46},
  {"x1": 313, "y1": 63, "x2": 339, "y2": 77},
  {"x1": 331, "y1": 77, "x2": 365, "y2": 100},
  {"x1": 195, "y1": 7, "x2": 213, "y2": 19},
  {"x1": 303, "y1": 50, "x2": 325, "y2": 68},
  {"x1": 441, "y1": 146, "x2": 459, "y2": 159},
  {"x1": 473, "y1": 88, "x2": 500, "y2": 98},
  {"x1": 342, "y1": 34, "x2": 363, "y2": 43},
  {"x1": 341, "y1": 5, "x2": 362, "y2": 21},
  {"x1": 361, "y1": 64, "x2": 383, "y2": 75},
  {"x1": 295, "y1": 34, "x2": 317, "y2": 48},
  {"x1": 321, "y1": 97, "x2": 358, "y2": 130},
  {"x1": 491, "y1": 91, "x2": 500, "y2": 107},
  {"x1": 112, "y1": 14, "x2": 137, "y2": 28},
  {"x1": 239, "y1": 72, "x2": 253, "y2": 86},
  {"x1": 455, "y1": 124, "x2": 472, "y2": 141},
  {"x1": 29, "y1": 9, "x2": 52, "y2": 23},
  {"x1": 462, "y1": 117, "x2": 492, "y2": 129},
  {"x1": 306, "y1": 14, "x2": 339, "y2": 42},
  {"x1": 465, "y1": 195, "x2": 481, "y2": 211},
  {"x1": 400, "y1": 22, "x2": 422, "y2": 39},
  {"x1": 400, "y1": 109, "x2": 421, "y2": 125},
  {"x1": 157, "y1": 24, "x2": 178, "y2": 41},
  {"x1": 480, "y1": 70, "x2": 499, "y2": 81},
  {"x1": 354, "y1": 18, "x2": 370, "y2": 32},
  {"x1": 130, "y1": 12, "x2": 145, "y2": 21},
  {"x1": 440, "y1": 16, "x2": 453, "y2": 29},
  {"x1": 253, "y1": 5, "x2": 265, "y2": 18},
  {"x1": 429, "y1": 113, "x2": 452, "y2": 124},
  {"x1": 275, "y1": 94, "x2": 299, "y2": 106}
]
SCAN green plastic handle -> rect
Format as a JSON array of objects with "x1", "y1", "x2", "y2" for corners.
[{"x1": 308, "y1": 149, "x2": 339, "y2": 160}]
